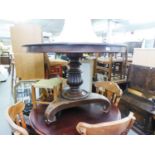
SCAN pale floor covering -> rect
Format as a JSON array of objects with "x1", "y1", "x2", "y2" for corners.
[
  {"x1": 0, "y1": 75, "x2": 13, "y2": 135},
  {"x1": 0, "y1": 75, "x2": 138, "y2": 135}
]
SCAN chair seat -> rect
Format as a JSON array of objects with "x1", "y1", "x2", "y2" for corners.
[
  {"x1": 31, "y1": 77, "x2": 67, "y2": 108},
  {"x1": 32, "y1": 78, "x2": 64, "y2": 89}
]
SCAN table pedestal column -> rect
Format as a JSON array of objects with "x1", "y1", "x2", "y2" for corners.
[{"x1": 62, "y1": 53, "x2": 89, "y2": 100}]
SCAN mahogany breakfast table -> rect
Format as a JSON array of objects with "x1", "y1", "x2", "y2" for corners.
[
  {"x1": 29, "y1": 104, "x2": 121, "y2": 135},
  {"x1": 24, "y1": 43, "x2": 127, "y2": 101},
  {"x1": 24, "y1": 43, "x2": 126, "y2": 124}
]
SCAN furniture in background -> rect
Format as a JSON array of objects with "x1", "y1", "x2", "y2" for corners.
[
  {"x1": 120, "y1": 64, "x2": 155, "y2": 134},
  {"x1": 29, "y1": 104, "x2": 121, "y2": 135},
  {"x1": 10, "y1": 24, "x2": 46, "y2": 115},
  {"x1": 94, "y1": 81, "x2": 123, "y2": 107},
  {"x1": 126, "y1": 41, "x2": 142, "y2": 56},
  {"x1": 0, "y1": 51, "x2": 12, "y2": 74},
  {"x1": 96, "y1": 47, "x2": 127, "y2": 82},
  {"x1": 11, "y1": 59, "x2": 15, "y2": 94},
  {"x1": 76, "y1": 112, "x2": 135, "y2": 135},
  {"x1": 13, "y1": 80, "x2": 37, "y2": 116},
  {"x1": 44, "y1": 54, "x2": 69, "y2": 78},
  {"x1": 10, "y1": 24, "x2": 45, "y2": 81},
  {"x1": 132, "y1": 48, "x2": 155, "y2": 67},
  {"x1": 141, "y1": 39, "x2": 155, "y2": 48},
  {"x1": 96, "y1": 54, "x2": 113, "y2": 81},
  {"x1": 10, "y1": 22, "x2": 46, "y2": 110},
  {"x1": 10, "y1": 24, "x2": 69, "y2": 81},
  {"x1": 24, "y1": 43, "x2": 126, "y2": 124},
  {"x1": 6, "y1": 101, "x2": 29, "y2": 135},
  {"x1": 31, "y1": 78, "x2": 66, "y2": 108},
  {"x1": 125, "y1": 41, "x2": 142, "y2": 71}
]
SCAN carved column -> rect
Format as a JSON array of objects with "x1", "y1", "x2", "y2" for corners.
[{"x1": 62, "y1": 53, "x2": 89, "y2": 100}]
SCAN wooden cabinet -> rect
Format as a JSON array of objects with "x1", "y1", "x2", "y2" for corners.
[
  {"x1": 10, "y1": 24, "x2": 45, "y2": 80},
  {"x1": 120, "y1": 64, "x2": 155, "y2": 134}
]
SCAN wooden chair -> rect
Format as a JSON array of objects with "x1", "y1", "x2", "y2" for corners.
[
  {"x1": 96, "y1": 51, "x2": 126, "y2": 81},
  {"x1": 31, "y1": 77, "x2": 66, "y2": 108},
  {"x1": 76, "y1": 112, "x2": 136, "y2": 135},
  {"x1": 6, "y1": 101, "x2": 29, "y2": 135},
  {"x1": 96, "y1": 54, "x2": 113, "y2": 81},
  {"x1": 44, "y1": 54, "x2": 68, "y2": 78},
  {"x1": 94, "y1": 81, "x2": 123, "y2": 107}
]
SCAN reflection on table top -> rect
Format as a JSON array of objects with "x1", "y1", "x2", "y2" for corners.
[{"x1": 29, "y1": 104, "x2": 121, "y2": 135}]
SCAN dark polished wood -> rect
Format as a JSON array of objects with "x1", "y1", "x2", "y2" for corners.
[
  {"x1": 24, "y1": 43, "x2": 127, "y2": 101},
  {"x1": 24, "y1": 43, "x2": 127, "y2": 100},
  {"x1": 25, "y1": 43, "x2": 125, "y2": 129},
  {"x1": 128, "y1": 64, "x2": 155, "y2": 94},
  {"x1": 23, "y1": 43, "x2": 127, "y2": 53},
  {"x1": 45, "y1": 93, "x2": 111, "y2": 123},
  {"x1": 29, "y1": 104, "x2": 121, "y2": 135},
  {"x1": 62, "y1": 53, "x2": 89, "y2": 99},
  {"x1": 120, "y1": 64, "x2": 155, "y2": 134}
]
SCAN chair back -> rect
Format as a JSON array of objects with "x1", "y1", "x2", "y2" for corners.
[
  {"x1": 76, "y1": 112, "x2": 136, "y2": 135},
  {"x1": 44, "y1": 53, "x2": 68, "y2": 78},
  {"x1": 6, "y1": 101, "x2": 28, "y2": 135},
  {"x1": 95, "y1": 81, "x2": 123, "y2": 106}
]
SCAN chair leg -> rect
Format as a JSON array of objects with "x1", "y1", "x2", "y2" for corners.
[
  {"x1": 31, "y1": 85, "x2": 37, "y2": 109},
  {"x1": 53, "y1": 86, "x2": 58, "y2": 101},
  {"x1": 11, "y1": 62, "x2": 15, "y2": 95},
  {"x1": 13, "y1": 79, "x2": 20, "y2": 103}
]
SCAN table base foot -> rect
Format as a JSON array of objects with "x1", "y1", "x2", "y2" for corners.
[{"x1": 44, "y1": 93, "x2": 111, "y2": 124}]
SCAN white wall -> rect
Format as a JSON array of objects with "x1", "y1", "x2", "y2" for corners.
[
  {"x1": 80, "y1": 59, "x2": 93, "y2": 92},
  {"x1": 132, "y1": 48, "x2": 155, "y2": 67}
]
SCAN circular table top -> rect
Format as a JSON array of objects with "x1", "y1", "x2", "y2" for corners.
[
  {"x1": 23, "y1": 43, "x2": 127, "y2": 53},
  {"x1": 29, "y1": 104, "x2": 121, "y2": 135}
]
